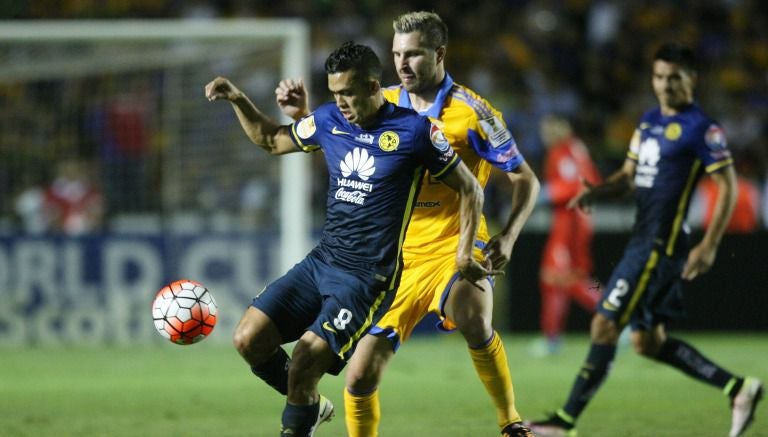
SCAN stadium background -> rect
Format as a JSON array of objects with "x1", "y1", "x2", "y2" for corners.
[
  {"x1": 1, "y1": 2, "x2": 767, "y2": 437},
  {"x1": 1, "y1": 1, "x2": 766, "y2": 345}
]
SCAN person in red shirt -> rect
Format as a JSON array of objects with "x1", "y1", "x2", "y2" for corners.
[
  {"x1": 532, "y1": 114, "x2": 602, "y2": 356},
  {"x1": 44, "y1": 159, "x2": 104, "y2": 235}
]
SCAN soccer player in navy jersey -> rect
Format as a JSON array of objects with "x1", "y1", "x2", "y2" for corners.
[
  {"x1": 527, "y1": 43, "x2": 763, "y2": 437},
  {"x1": 205, "y1": 41, "x2": 497, "y2": 437},
  {"x1": 276, "y1": 12, "x2": 539, "y2": 436}
]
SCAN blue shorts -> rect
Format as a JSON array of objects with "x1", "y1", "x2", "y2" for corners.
[
  {"x1": 597, "y1": 238, "x2": 686, "y2": 331},
  {"x1": 252, "y1": 249, "x2": 396, "y2": 375}
]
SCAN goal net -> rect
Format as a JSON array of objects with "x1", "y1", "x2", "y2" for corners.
[{"x1": 0, "y1": 20, "x2": 311, "y2": 344}]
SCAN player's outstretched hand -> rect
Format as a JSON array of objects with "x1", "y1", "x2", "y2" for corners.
[
  {"x1": 275, "y1": 78, "x2": 308, "y2": 121},
  {"x1": 682, "y1": 241, "x2": 717, "y2": 280},
  {"x1": 457, "y1": 257, "x2": 504, "y2": 288},
  {"x1": 567, "y1": 177, "x2": 595, "y2": 213},
  {"x1": 205, "y1": 76, "x2": 242, "y2": 102}
]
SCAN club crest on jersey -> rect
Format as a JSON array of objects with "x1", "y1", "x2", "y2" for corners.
[
  {"x1": 296, "y1": 115, "x2": 316, "y2": 139},
  {"x1": 429, "y1": 123, "x2": 450, "y2": 152},
  {"x1": 378, "y1": 131, "x2": 399, "y2": 152},
  {"x1": 664, "y1": 122, "x2": 682, "y2": 141}
]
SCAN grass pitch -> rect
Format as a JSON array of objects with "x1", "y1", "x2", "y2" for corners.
[{"x1": 1, "y1": 333, "x2": 766, "y2": 436}]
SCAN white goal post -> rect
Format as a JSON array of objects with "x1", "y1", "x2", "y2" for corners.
[{"x1": 0, "y1": 19, "x2": 312, "y2": 272}]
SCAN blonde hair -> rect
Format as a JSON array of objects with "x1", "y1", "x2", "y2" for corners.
[{"x1": 392, "y1": 11, "x2": 448, "y2": 49}]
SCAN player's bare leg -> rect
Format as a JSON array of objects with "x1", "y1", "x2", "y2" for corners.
[
  {"x1": 233, "y1": 307, "x2": 290, "y2": 394},
  {"x1": 344, "y1": 333, "x2": 396, "y2": 437},
  {"x1": 630, "y1": 323, "x2": 665, "y2": 357},
  {"x1": 282, "y1": 331, "x2": 337, "y2": 437},
  {"x1": 444, "y1": 277, "x2": 531, "y2": 435},
  {"x1": 444, "y1": 276, "x2": 495, "y2": 344}
]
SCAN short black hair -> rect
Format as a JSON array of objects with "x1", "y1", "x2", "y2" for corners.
[
  {"x1": 324, "y1": 41, "x2": 382, "y2": 82},
  {"x1": 654, "y1": 42, "x2": 697, "y2": 73}
]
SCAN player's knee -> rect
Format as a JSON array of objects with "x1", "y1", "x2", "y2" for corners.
[
  {"x1": 455, "y1": 313, "x2": 493, "y2": 345},
  {"x1": 233, "y1": 308, "x2": 282, "y2": 362},
  {"x1": 345, "y1": 364, "x2": 379, "y2": 393},
  {"x1": 232, "y1": 323, "x2": 271, "y2": 361},
  {"x1": 232, "y1": 325, "x2": 254, "y2": 357},
  {"x1": 346, "y1": 355, "x2": 385, "y2": 392},
  {"x1": 291, "y1": 334, "x2": 334, "y2": 375},
  {"x1": 631, "y1": 331, "x2": 663, "y2": 357},
  {"x1": 632, "y1": 339, "x2": 660, "y2": 357},
  {"x1": 632, "y1": 340, "x2": 654, "y2": 357},
  {"x1": 590, "y1": 313, "x2": 620, "y2": 344}
]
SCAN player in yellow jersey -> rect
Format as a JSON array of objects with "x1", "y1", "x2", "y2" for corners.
[{"x1": 275, "y1": 12, "x2": 539, "y2": 436}]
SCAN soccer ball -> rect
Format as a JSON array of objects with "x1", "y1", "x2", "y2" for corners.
[{"x1": 152, "y1": 279, "x2": 217, "y2": 345}]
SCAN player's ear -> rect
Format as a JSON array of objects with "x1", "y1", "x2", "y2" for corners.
[
  {"x1": 435, "y1": 45, "x2": 446, "y2": 64},
  {"x1": 368, "y1": 79, "x2": 381, "y2": 96}
]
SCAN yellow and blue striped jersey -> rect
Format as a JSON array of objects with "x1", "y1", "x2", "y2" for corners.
[{"x1": 382, "y1": 73, "x2": 524, "y2": 256}]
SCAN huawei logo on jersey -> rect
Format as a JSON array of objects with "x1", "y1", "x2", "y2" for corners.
[
  {"x1": 336, "y1": 148, "x2": 376, "y2": 206},
  {"x1": 638, "y1": 139, "x2": 661, "y2": 167},
  {"x1": 635, "y1": 137, "x2": 661, "y2": 188},
  {"x1": 341, "y1": 147, "x2": 376, "y2": 181}
]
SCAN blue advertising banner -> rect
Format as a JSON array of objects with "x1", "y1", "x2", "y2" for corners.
[{"x1": 0, "y1": 234, "x2": 279, "y2": 345}]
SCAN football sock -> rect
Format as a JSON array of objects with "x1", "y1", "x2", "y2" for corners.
[
  {"x1": 562, "y1": 343, "x2": 616, "y2": 420},
  {"x1": 251, "y1": 347, "x2": 290, "y2": 395},
  {"x1": 724, "y1": 376, "x2": 745, "y2": 398},
  {"x1": 344, "y1": 388, "x2": 380, "y2": 437},
  {"x1": 280, "y1": 401, "x2": 319, "y2": 437},
  {"x1": 468, "y1": 331, "x2": 521, "y2": 428},
  {"x1": 655, "y1": 337, "x2": 736, "y2": 391}
]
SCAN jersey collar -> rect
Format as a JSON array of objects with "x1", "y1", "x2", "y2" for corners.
[{"x1": 397, "y1": 73, "x2": 454, "y2": 119}]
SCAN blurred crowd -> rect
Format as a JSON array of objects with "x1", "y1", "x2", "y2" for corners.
[{"x1": 1, "y1": 0, "x2": 767, "y2": 233}]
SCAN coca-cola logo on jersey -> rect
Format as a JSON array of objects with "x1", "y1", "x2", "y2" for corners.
[{"x1": 336, "y1": 148, "x2": 376, "y2": 205}]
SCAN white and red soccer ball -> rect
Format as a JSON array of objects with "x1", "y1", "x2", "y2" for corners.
[{"x1": 152, "y1": 280, "x2": 217, "y2": 345}]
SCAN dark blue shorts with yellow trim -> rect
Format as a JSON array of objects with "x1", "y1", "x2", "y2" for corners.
[
  {"x1": 251, "y1": 249, "x2": 395, "y2": 375},
  {"x1": 597, "y1": 238, "x2": 686, "y2": 331}
]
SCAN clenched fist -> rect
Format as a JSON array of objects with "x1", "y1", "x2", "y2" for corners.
[{"x1": 205, "y1": 76, "x2": 243, "y2": 102}]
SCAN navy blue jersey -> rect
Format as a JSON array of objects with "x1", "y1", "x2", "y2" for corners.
[
  {"x1": 289, "y1": 101, "x2": 460, "y2": 277},
  {"x1": 627, "y1": 103, "x2": 732, "y2": 255}
]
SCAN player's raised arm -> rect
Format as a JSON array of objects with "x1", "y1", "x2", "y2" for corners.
[
  {"x1": 205, "y1": 76, "x2": 297, "y2": 155},
  {"x1": 682, "y1": 164, "x2": 737, "y2": 280},
  {"x1": 484, "y1": 161, "x2": 540, "y2": 271},
  {"x1": 439, "y1": 161, "x2": 502, "y2": 283}
]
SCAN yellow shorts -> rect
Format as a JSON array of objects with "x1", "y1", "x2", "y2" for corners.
[{"x1": 369, "y1": 243, "x2": 486, "y2": 349}]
